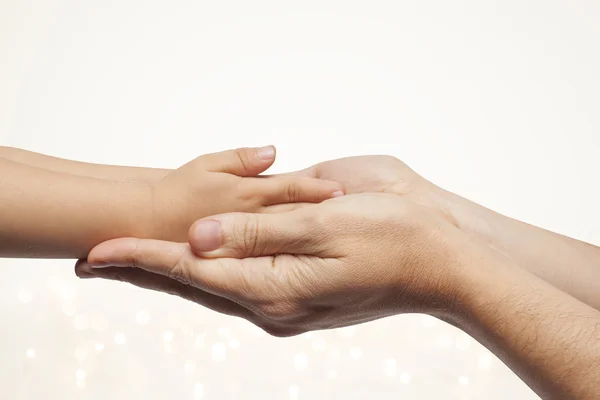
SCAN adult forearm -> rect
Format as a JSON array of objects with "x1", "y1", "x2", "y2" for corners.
[
  {"x1": 0, "y1": 158, "x2": 154, "y2": 258},
  {"x1": 449, "y1": 251, "x2": 600, "y2": 400},
  {"x1": 0, "y1": 146, "x2": 169, "y2": 182},
  {"x1": 441, "y1": 188, "x2": 600, "y2": 310}
]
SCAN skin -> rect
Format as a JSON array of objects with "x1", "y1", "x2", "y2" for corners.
[
  {"x1": 285, "y1": 156, "x2": 600, "y2": 311},
  {"x1": 78, "y1": 193, "x2": 600, "y2": 400},
  {"x1": 13, "y1": 147, "x2": 600, "y2": 308},
  {"x1": 0, "y1": 146, "x2": 343, "y2": 258},
  {"x1": 0, "y1": 146, "x2": 170, "y2": 182},
  {"x1": 8, "y1": 147, "x2": 599, "y2": 396}
]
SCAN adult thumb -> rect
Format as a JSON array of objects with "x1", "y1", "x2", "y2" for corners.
[{"x1": 188, "y1": 210, "x2": 324, "y2": 259}]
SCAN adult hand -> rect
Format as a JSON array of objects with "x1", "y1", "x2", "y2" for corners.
[
  {"x1": 150, "y1": 146, "x2": 344, "y2": 241},
  {"x1": 77, "y1": 194, "x2": 600, "y2": 400},
  {"x1": 296, "y1": 158, "x2": 600, "y2": 312},
  {"x1": 78, "y1": 193, "x2": 471, "y2": 336},
  {"x1": 282, "y1": 156, "x2": 456, "y2": 224}
]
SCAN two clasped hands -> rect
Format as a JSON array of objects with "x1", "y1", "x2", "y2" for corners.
[{"x1": 2, "y1": 145, "x2": 599, "y2": 399}]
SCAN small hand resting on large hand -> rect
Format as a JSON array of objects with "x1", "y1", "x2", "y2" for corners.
[
  {"x1": 150, "y1": 146, "x2": 344, "y2": 241},
  {"x1": 80, "y1": 193, "x2": 465, "y2": 334},
  {"x1": 78, "y1": 191, "x2": 600, "y2": 400}
]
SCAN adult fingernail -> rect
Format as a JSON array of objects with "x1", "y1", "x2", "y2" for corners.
[
  {"x1": 89, "y1": 261, "x2": 111, "y2": 269},
  {"x1": 75, "y1": 268, "x2": 96, "y2": 279},
  {"x1": 256, "y1": 145, "x2": 275, "y2": 161},
  {"x1": 190, "y1": 219, "x2": 223, "y2": 252}
]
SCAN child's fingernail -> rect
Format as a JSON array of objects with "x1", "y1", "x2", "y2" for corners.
[
  {"x1": 190, "y1": 219, "x2": 222, "y2": 252},
  {"x1": 256, "y1": 145, "x2": 275, "y2": 161},
  {"x1": 331, "y1": 190, "x2": 345, "y2": 198}
]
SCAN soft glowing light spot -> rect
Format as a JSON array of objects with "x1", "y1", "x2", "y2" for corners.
[
  {"x1": 163, "y1": 331, "x2": 174, "y2": 342},
  {"x1": 400, "y1": 373, "x2": 411, "y2": 384},
  {"x1": 349, "y1": 347, "x2": 362, "y2": 360},
  {"x1": 75, "y1": 369, "x2": 86, "y2": 380},
  {"x1": 228, "y1": 339, "x2": 240, "y2": 349},
  {"x1": 60, "y1": 286, "x2": 76, "y2": 300},
  {"x1": 194, "y1": 383, "x2": 204, "y2": 399},
  {"x1": 384, "y1": 358, "x2": 397, "y2": 377},
  {"x1": 114, "y1": 333, "x2": 126, "y2": 345},
  {"x1": 293, "y1": 353, "x2": 308, "y2": 370},
  {"x1": 136, "y1": 310, "x2": 150, "y2": 325},
  {"x1": 26, "y1": 348, "x2": 36, "y2": 359},
  {"x1": 95, "y1": 342, "x2": 104, "y2": 352},
  {"x1": 73, "y1": 314, "x2": 89, "y2": 331},
  {"x1": 212, "y1": 343, "x2": 227, "y2": 362},
  {"x1": 459, "y1": 376, "x2": 469, "y2": 385},
  {"x1": 164, "y1": 342, "x2": 174, "y2": 354},
  {"x1": 289, "y1": 385, "x2": 299, "y2": 399}
]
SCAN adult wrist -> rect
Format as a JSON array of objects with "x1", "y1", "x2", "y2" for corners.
[{"x1": 433, "y1": 185, "x2": 501, "y2": 247}]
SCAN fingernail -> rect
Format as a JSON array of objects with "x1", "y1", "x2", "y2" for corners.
[
  {"x1": 331, "y1": 190, "x2": 345, "y2": 198},
  {"x1": 89, "y1": 261, "x2": 110, "y2": 269},
  {"x1": 191, "y1": 219, "x2": 223, "y2": 252},
  {"x1": 76, "y1": 270, "x2": 96, "y2": 279},
  {"x1": 256, "y1": 145, "x2": 275, "y2": 161}
]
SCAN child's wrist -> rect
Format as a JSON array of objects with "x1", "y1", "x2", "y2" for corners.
[
  {"x1": 146, "y1": 179, "x2": 197, "y2": 242},
  {"x1": 119, "y1": 180, "x2": 162, "y2": 240}
]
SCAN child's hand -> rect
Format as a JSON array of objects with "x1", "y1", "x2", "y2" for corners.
[{"x1": 151, "y1": 146, "x2": 344, "y2": 241}]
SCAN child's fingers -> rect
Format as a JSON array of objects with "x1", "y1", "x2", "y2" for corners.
[
  {"x1": 259, "y1": 202, "x2": 314, "y2": 213},
  {"x1": 256, "y1": 176, "x2": 344, "y2": 206},
  {"x1": 203, "y1": 146, "x2": 276, "y2": 177}
]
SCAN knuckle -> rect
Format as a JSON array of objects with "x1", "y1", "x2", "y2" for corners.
[
  {"x1": 127, "y1": 240, "x2": 142, "y2": 268},
  {"x1": 308, "y1": 209, "x2": 336, "y2": 232},
  {"x1": 237, "y1": 215, "x2": 261, "y2": 255},
  {"x1": 258, "y1": 302, "x2": 299, "y2": 322},
  {"x1": 165, "y1": 256, "x2": 193, "y2": 286},
  {"x1": 234, "y1": 148, "x2": 251, "y2": 173},
  {"x1": 286, "y1": 182, "x2": 300, "y2": 202}
]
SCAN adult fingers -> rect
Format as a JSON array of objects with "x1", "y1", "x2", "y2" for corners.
[
  {"x1": 85, "y1": 237, "x2": 280, "y2": 304},
  {"x1": 75, "y1": 260, "x2": 254, "y2": 319}
]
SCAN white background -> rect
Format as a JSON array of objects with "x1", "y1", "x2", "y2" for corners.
[{"x1": 1, "y1": 1, "x2": 599, "y2": 399}]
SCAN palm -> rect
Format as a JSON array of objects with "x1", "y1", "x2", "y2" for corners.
[{"x1": 295, "y1": 156, "x2": 454, "y2": 225}]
